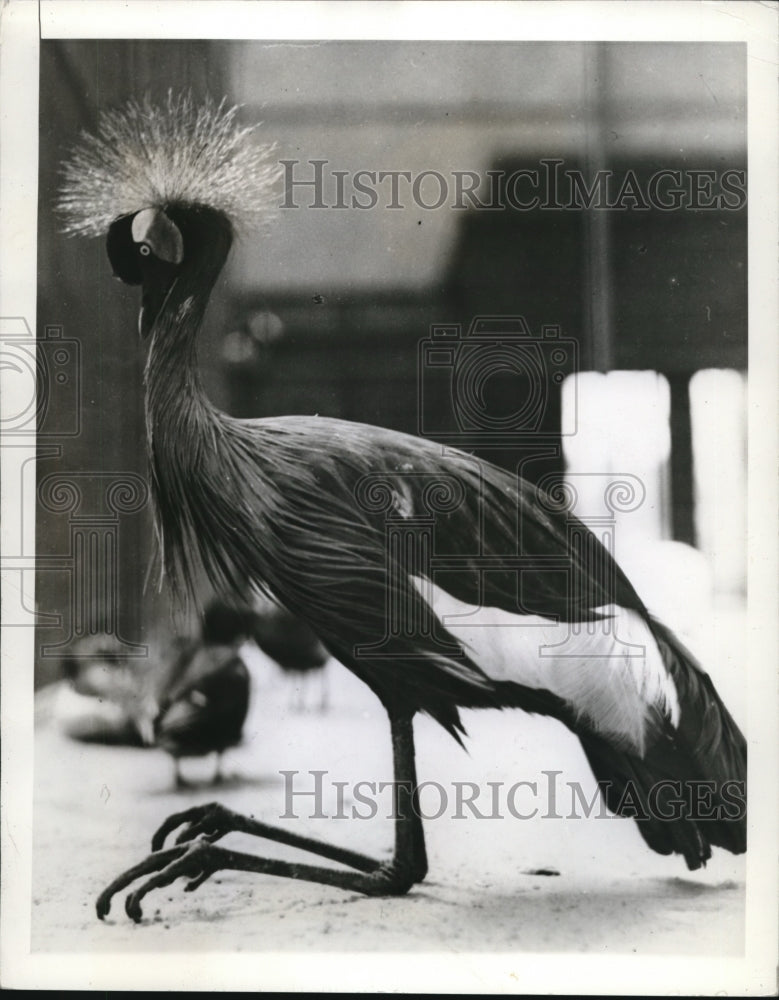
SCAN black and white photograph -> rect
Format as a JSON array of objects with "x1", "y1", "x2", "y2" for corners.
[{"x1": 1, "y1": 1, "x2": 777, "y2": 993}]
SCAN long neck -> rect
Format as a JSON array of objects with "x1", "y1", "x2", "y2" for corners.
[
  {"x1": 143, "y1": 223, "x2": 231, "y2": 450},
  {"x1": 144, "y1": 277, "x2": 214, "y2": 438},
  {"x1": 141, "y1": 224, "x2": 239, "y2": 601}
]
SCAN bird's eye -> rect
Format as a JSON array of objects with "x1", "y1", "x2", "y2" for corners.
[{"x1": 139, "y1": 244, "x2": 151, "y2": 257}]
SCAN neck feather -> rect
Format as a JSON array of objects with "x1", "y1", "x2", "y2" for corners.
[
  {"x1": 143, "y1": 217, "x2": 232, "y2": 441},
  {"x1": 141, "y1": 221, "x2": 234, "y2": 580},
  {"x1": 144, "y1": 281, "x2": 211, "y2": 422}
]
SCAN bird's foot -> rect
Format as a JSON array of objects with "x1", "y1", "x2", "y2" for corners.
[
  {"x1": 96, "y1": 837, "x2": 224, "y2": 923},
  {"x1": 359, "y1": 859, "x2": 418, "y2": 897},
  {"x1": 96, "y1": 838, "x2": 417, "y2": 922},
  {"x1": 151, "y1": 801, "x2": 241, "y2": 851}
]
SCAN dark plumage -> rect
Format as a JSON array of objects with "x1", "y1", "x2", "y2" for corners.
[
  {"x1": 153, "y1": 600, "x2": 253, "y2": 787},
  {"x1": 58, "y1": 97, "x2": 746, "y2": 923}
]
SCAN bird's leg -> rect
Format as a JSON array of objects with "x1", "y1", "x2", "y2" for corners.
[
  {"x1": 399, "y1": 713, "x2": 428, "y2": 883},
  {"x1": 96, "y1": 712, "x2": 427, "y2": 921},
  {"x1": 318, "y1": 668, "x2": 329, "y2": 714},
  {"x1": 173, "y1": 758, "x2": 189, "y2": 789},
  {"x1": 212, "y1": 751, "x2": 224, "y2": 785},
  {"x1": 154, "y1": 712, "x2": 426, "y2": 877}
]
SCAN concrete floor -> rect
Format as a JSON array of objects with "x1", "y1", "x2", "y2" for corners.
[{"x1": 32, "y1": 641, "x2": 745, "y2": 961}]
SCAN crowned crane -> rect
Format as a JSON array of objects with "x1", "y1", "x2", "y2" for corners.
[
  {"x1": 249, "y1": 595, "x2": 331, "y2": 712},
  {"x1": 58, "y1": 96, "x2": 746, "y2": 924},
  {"x1": 152, "y1": 599, "x2": 253, "y2": 788}
]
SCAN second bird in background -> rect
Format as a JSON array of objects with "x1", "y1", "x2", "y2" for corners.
[
  {"x1": 154, "y1": 596, "x2": 331, "y2": 788},
  {"x1": 249, "y1": 595, "x2": 331, "y2": 713},
  {"x1": 154, "y1": 600, "x2": 255, "y2": 788}
]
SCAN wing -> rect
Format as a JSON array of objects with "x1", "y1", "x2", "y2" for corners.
[
  {"x1": 185, "y1": 415, "x2": 652, "y2": 739},
  {"x1": 246, "y1": 415, "x2": 647, "y2": 619}
]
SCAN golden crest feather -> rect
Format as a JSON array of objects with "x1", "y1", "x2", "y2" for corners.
[{"x1": 57, "y1": 92, "x2": 281, "y2": 237}]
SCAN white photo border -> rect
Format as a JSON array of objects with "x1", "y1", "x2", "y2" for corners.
[{"x1": 1, "y1": 1, "x2": 776, "y2": 992}]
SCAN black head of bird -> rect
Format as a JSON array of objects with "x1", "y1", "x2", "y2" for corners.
[
  {"x1": 60, "y1": 95, "x2": 746, "y2": 924},
  {"x1": 200, "y1": 597, "x2": 262, "y2": 647},
  {"x1": 105, "y1": 201, "x2": 233, "y2": 339}
]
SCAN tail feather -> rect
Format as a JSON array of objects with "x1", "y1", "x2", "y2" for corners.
[
  {"x1": 580, "y1": 616, "x2": 746, "y2": 869},
  {"x1": 649, "y1": 616, "x2": 746, "y2": 788}
]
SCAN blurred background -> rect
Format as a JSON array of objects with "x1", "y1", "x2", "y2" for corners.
[{"x1": 35, "y1": 39, "x2": 746, "y2": 694}]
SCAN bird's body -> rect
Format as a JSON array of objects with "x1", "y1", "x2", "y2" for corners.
[
  {"x1": 58, "y1": 96, "x2": 746, "y2": 922},
  {"x1": 154, "y1": 642, "x2": 250, "y2": 781},
  {"x1": 155, "y1": 399, "x2": 653, "y2": 738},
  {"x1": 152, "y1": 600, "x2": 253, "y2": 786}
]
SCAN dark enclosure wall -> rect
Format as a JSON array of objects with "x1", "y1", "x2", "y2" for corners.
[{"x1": 36, "y1": 41, "x2": 229, "y2": 685}]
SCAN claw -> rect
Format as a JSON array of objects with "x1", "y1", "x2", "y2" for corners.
[
  {"x1": 95, "y1": 844, "x2": 188, "y2": 920},
  {"x1": 125, "y1": 891, "x2": 144, "y2": 923},
  {"x1": 97, "y1": 838, "x2": 222, "y2": 922},
  {"x1": 96, "y1": 890, "x2": 112, "y2": 920}
]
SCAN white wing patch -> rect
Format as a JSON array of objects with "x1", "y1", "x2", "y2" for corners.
[{"x1": 411, "y1": 575, "x2": 680, "y2": 754}]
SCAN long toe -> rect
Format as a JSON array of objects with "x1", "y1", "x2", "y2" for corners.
[
  {"x1": 95, "y1": 844, "x2": 188, "y2": 919},
  {"x1": 172, "y1": 802, "x2": 237, "y2": 846},
  {"x1": 152, "y1": 802, "x2": 221, "y2": 851},
  {"x1": 96, "y1": 888, "x2": 112, "y2": 920}
]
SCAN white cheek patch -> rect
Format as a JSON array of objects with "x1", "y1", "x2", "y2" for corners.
[
  {"x1": 131, "y1": 208, "x2": 184, "y2": 263},
  {"x1": 411, "y1": 575, "x2": 680, "y2": 755}
]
